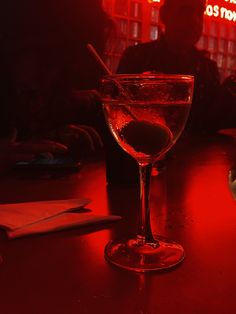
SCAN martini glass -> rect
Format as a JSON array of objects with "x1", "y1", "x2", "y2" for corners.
[{"x1": 101, "y1": 74, "x2": 194, "y2": 272}]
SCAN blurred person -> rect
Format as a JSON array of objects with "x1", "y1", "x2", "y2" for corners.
[
  {"x1": 117, "y1": 0, "x2": 221, "y2": 134},
  {"x1": 0, "y1": 0, "x2": 113, "y2": 171},
  {"x1": 0, "y1": 129, "x2": 68, "y2": 173}
]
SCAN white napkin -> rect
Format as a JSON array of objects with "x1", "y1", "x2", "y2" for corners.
[{"x1": 0, "y1": 199, "x2": 121, "y2": 239}]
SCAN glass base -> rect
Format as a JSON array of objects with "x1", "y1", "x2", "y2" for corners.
[{"x1": 104, "y1": 235, "x2": 184, "y2": 272}]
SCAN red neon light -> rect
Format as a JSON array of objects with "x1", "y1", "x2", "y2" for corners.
[
  {"x1": 205, "y1": 0, "x2": 236, "y2": 22},
  {"x1": 147, "y1": 0, "x2": 161, "y2": 4},
  {"x1": 147, "y1": 0, "x2": 236, "y2": 23}
]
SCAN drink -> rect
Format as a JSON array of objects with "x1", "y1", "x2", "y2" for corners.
[
  {"x1": 101, "y1": 74, "x2": 194, "y2": 272},
  {"x1": 103, "y1": 100, "x2": 190, "y2": 163}
]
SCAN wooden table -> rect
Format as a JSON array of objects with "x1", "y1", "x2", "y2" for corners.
[{"x1": 0, "y1": 134, "x2": 236, "y2": 314}]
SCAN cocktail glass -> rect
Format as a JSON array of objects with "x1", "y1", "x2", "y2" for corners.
[{"x1": 101, "y1": 74, "x2": 194, "y2": 272}]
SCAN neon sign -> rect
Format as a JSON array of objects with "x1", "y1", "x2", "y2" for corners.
[
  {"x1": 205, "y1": 0, "x2": 236, "y2": 22},
  {"x1": 147, "y1": 0, "x2": 236, "y2": 23}
]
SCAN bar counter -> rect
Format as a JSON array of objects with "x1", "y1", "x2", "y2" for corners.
[{"x1": 0, "y1": 134, "x2": 236, "y2": 314}]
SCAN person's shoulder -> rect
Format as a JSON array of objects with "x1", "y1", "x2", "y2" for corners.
[
  {"x1": 124, "y1": 40, "x2": 159, "y2": 56},
  {"x1": 195, "y1": 48, "x2": 219, "y2": 78},
  {"x1": 127, "y1": 40, "x2": 159, "y2": 51},
  {"x1": 196, "y1": 48, "x2": 217, "y2": 66},
  {"x1": 117, "y1": 40, "x2": 160, "y2": 73},
  {"x1": 130, "y1": 40, "x2": 158, "y2": 49}
]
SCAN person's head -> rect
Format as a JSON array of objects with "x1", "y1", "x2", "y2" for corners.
[{"x1": 160, "y1": 0, "x2": 206, "y2": 52}]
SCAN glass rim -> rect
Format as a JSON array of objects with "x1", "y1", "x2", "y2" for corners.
[{"x1": 103, "y1": 73, "x2": 194, "y2": 82}]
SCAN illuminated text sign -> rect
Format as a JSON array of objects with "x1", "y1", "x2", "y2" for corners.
[
  {"x1": 205, "y1": 0, "x2": 236, "y2": 22},
  {"x1": 147, "y1": 0, "x2": 236, "y2": 23}
]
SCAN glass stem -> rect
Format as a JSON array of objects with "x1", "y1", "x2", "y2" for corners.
[{"x1": 138, "y1": 162, "x2": 156, "y2": 244}]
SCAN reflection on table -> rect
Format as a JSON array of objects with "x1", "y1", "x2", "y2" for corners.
[{"x1": 0, "y1": 134, "x2": 236, "y2": 314}]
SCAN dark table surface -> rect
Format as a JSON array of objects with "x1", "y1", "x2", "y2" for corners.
[{"x1": 0, "y1": 134, "x2": 236, "y2": 314}]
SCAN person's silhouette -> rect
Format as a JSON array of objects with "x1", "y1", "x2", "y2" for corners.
[{"x1": 118, "y1": 0, "x2": 220, "y2": 134}]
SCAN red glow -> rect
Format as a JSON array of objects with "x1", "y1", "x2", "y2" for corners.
[
  {"x1": 147, "y1": 0, "x2": 236, "y2": 23},
  {"x1": 204, "y1": 0, "x2": 236, "y2": 22},
  {"x1": 73, "y1": 162, "x2": 112, "y2": 265},
  {"x1": 184, "y1": 146, "x2": 236, "y2": 252}
]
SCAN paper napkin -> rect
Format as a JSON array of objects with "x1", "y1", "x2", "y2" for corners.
[{"x1": 0, "y1": 199, "x2": 121, "y2": 239}]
